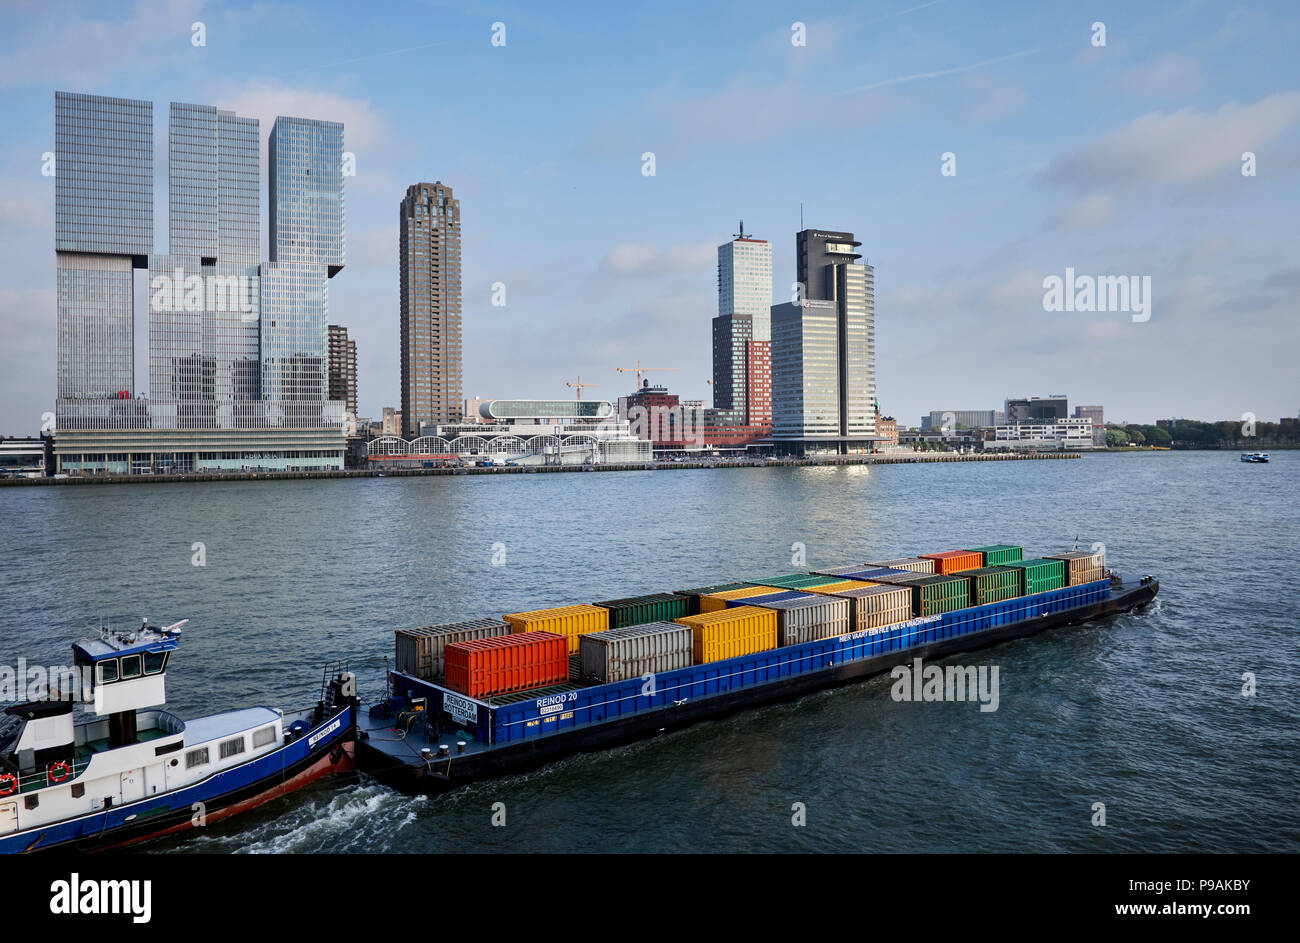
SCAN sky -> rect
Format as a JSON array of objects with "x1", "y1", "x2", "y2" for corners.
[{"x1": 1, "y1": 0, "x2": 1297, "y2": 434}]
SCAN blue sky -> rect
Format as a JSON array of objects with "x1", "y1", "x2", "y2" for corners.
[{"x1": 1, "y1": 0, "x2": 1297, "y2": 432}]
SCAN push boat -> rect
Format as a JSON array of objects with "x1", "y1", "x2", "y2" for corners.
[
  {"x1": 0, "y1": 621, "x2": 358, "y2": 853},
  {"x1": 356, "y1": 547, "x2": 1160, "y2": 792},
  {"x1": 1240, "y1": 452, "x2": 1269, "y2": 463}
]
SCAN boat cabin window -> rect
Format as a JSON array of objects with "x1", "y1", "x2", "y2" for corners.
[
  {"x1": 219, "y1": 736, "x2": 244, "y2": 760},
  {"x1": 144, "y1": 651, "x2": 168, "y2": 675},
  {"x1": 120, "y1": 655, "x2": 142, "y2": 680},
  {"x1": 185, "y1": 747, "x2": 208, "y2": 769},
  {"x1": 252, "y1": 726, "x2": 277, "y2": 748},
  {"x1": 97, "y1": 659, "x2": 118, "y2": 684}
]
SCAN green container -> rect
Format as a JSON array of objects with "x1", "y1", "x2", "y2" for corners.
[
  {"x1": 1004, "y1": 559, "x2": 1066, "y2": 595},
  {"x1": 896, "y1": 574, "x2": 970, "y2": 616},
  {"x1": 674, "y1": 583, "x2": 750, "y2": 616},
  {"x1": 962, "y1": 566, "x2": 1021, "y2": 605},
  {"x1": 968, "y1": 545, "x2": 1024, "y2": 567},
  {"x1": 593, "y1": 592, "x2": 691, "y2": 628},
  {"x1": 744, "y1": 574, "x2": 830, "y2": 590}
]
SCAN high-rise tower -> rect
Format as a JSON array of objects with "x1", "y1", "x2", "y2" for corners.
[{"x1": 712, "y1": 223, "x2": 772, "y2": 431}]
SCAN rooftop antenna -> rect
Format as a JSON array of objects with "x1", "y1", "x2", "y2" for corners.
[
  {"x1": 733, "y1": 219, "x2": 750, "y2": 240},
  {"x1": 800, "y1": 202, "x2": 804, "y2": 231}
]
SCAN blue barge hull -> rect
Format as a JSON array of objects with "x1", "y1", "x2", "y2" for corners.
[{"x1": 356, "y1": 575, "x2": 1157, "y2": 791}]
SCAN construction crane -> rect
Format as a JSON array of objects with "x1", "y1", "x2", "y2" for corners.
[
  {"x1": 565, "y1": 375, "x2": 598, "y2": 401},
  {"x1": 616, "y1": 360, "x2": 679, "y2": 390}
]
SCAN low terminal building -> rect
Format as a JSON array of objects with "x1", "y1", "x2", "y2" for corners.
[
  {"x1": 367, "y1": 399, "x2": 653, "y2": 467},
  {"x1": 989, "y1": 418, "x2": 1096, "y2": 451},
  {"x1": 0, "y1": 435, "x2": 53, "y2": 477}
]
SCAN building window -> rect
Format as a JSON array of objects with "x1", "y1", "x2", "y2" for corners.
[
  {"x1": 219, "y1": 736, "x2": 245, "y2": 760},
  {"x1": 252, "y1": 726, "x2": 277, "y2": 748},
  {"x1": 186, "y1": 747, "x2": 209, "y2": 769}
]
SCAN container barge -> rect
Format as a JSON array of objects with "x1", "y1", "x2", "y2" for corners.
[{"x1": 356, "y1": 545, "x2": 1158, "y2": 792}]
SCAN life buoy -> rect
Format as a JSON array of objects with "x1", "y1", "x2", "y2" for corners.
[
  {"x1": 0, "y1": 773, "x2": 17, "y2": 796},
  {"x1": 47, "y1": 761, "x2": 72, "y2": 784}
]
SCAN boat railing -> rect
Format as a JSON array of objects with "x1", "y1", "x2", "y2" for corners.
[{"x1": 7, "y1": 756, "x2": 91, "y2": 795}]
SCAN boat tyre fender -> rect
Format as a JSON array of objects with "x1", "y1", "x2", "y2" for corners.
[
  {"x1": 48, "y1": 760, "x2": 72, "y2": 784},
  {"x1": 0, "y1": 772, "x2": 17, "y2": 796},
  {"x1": 330, "y1": 745, "x2": 344, "y2": 764}
]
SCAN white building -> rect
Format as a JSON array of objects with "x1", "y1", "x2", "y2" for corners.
[{"x1": 991, "y1": 418, "x2": 1097, "y2": 450}]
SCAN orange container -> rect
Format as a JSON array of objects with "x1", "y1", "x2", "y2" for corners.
[
  {"x1": 920, "y1": 551, "x2": 984, "y2": 575},
  {"x1": 443, "y1": 631, "x2": 568, "y2": 698}
]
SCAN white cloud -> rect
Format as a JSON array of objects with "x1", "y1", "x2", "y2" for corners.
[
  {"x1": 600, "y1": 242, "x2": 714, "y2": 276},
  {"x1": 1051, "y1": 193, "x2": 1115, "y2": 230}
]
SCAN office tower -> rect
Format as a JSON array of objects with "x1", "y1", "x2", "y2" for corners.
[
  {"x1": 400, "y1": 181, "x2": 463, "y2": 435},
  {"x1": 328, "y1": 324, "x2": 358, "y2": 416},
  {"x1": 52, "y1": 91, "x2": 348, "y2": 474},
  {"x1": 54, "y1": 92, "x2": 152, "y2": 409},
  {"x1": 711, "y1": 225, "x2": 772, "y2": 431},
  {"x1": 1005, "y1": 395, "x2": 1069, "y2": 422},
  {"x1": 770, "y1": 229, "x2": 876, "y2": 452}
]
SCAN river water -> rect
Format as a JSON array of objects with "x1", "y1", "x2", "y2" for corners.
[{"x1": 1, "y1": 452, "x2": 1295, "y2": 852}]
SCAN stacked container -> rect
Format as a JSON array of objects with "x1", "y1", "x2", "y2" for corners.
[
  {"x1": 865, "y1": 557, "x2": 936, "y2": 574},
  {"x1": 967, "y1": 545, "x2": 1024, "y2": 567},
  {"x1": 827, "y1": 584, "x2": 913, "y2": 632},
  {"x1": 811, "y1": 564, "x2": 875, "y2": 577},
  {"x1": 919, "y1": 550, "x2": 984, "y2": 575},
  {"x1": 744, "y1": 574, "x2": 837, "y2": 590},
  {"x1": 895, "y1": 574, "x2": 971, "y2": 616},
  {"x1": 725, "y1": 589, "x2": 813, "y2": 608},
  {"x1": 861, "y1": 570, "x2": 926, "y2": 586},
  {"x1": 1045, "y1": 549, "x2": 1106, "y2": 586},
  {"x1": 699, "y1": 585, "x2": 784, "y2": 613},
  {"x1": 804, "y1": 579, "x2": 877, "y2": 595},
  {"x1": 675, "y1": 606, "x2": 778, "y2": 664},
  {"x1": 843, "y1": 566, "x2": 913, "y2": 581},
  {"x1": 579, "y1": 622, "x2": 694, "y2": 683},
  {"x1": 591, "y1": 593, "x2": 690, "y2": 629},
  {"x1": 443, "y1": 631, "x2": 569, "y2": 698},
  {"x1": 961, "y1": 566, "x2": 1021, "y2": 605},
  {"x1": 395, "y1": 618, "x2": 511, "y2": 680},
  {"x1": 504, "y1": 604, "x2": 610, "y2": 654},
  {"x1": 674, "y1": 583, "x2": 750, "y2": 616},
  {"x1": 1004, "y1": 559, "x2": 1067, "y2": 595},
  {"x1": 751, "y1": 595, "x2": 851, "y2": 646}
]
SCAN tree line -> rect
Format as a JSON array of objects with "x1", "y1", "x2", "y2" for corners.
[{"x1": 1107, "y1": 419, "x2": 1299, "y2": 448}]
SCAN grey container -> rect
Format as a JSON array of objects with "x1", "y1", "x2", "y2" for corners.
[
  {"x1": 580, "y1": 621, "x2": 694, "y2": 683},
  {"x1": 751, "y1": 595, "x2": 851, "y2": 647},
  {"x1": 830, "y1": 584, "x2": 913, "y2": 630},
  {"x1": 811, "y1": 563, "x2": 874, "y2": 577},
  {"x1": 865, "y1": 557, "x2": 936, "y2": 573},
  {"x1": 395, "y1": 618, "x2": 511, "y2": 680},
  {"x1": 1045, "y1": 549, "x2": 1106, "y2": 586}
]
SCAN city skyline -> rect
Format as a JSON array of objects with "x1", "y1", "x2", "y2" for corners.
[{"x1": 2, "y1": 1, "x2": 1298, "y2": 433}]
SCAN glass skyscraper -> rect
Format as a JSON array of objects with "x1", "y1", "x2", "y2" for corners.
[{"x1": 711, "y1": 228, "x2": 772, "y2": 434}]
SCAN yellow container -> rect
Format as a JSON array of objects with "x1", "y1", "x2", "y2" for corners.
[
  {"x1": 699, "y1": 585, "x2": 779, "y2": 613},
  {"x1": 804, "y1": 579, "x2": 877, "y2": 595},
  {"x1": 504, "y1": 604, "x2": 609, "y2": 654},
  {"x1": 675, "y1": 606, "x2": 777, "y2": 664}
]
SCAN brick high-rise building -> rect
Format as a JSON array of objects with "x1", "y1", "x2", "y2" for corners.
[
  {"x1": 328, "y1": 324, "x2": 357, "y2": 417},
  {"x1": 400, "y1": 181, "x2": 462, "y2": 435}
]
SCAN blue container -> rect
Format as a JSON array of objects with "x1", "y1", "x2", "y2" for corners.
[
  {"x1": 725, "y1": 589, "x2": 812, "y2": 608},
  {"x1": 844, "y1": 566, "x2": 912, "y2": 580}
]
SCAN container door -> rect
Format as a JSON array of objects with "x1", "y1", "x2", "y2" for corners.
[
  {"x1": 0, "y1": 801, "x2": 17, "y2": 834},
  {"x1": 120, "y1": 768, "x2": 144, "y2": 803}
]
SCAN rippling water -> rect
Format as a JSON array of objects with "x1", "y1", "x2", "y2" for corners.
[{"x1": 1, "y1": 452, "x2": 1296, "y2": 852}]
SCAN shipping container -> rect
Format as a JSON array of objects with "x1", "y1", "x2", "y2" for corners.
[
  {"x1": 675, "y1": 606, "x2": 777, "y2": 664},
  {"x1": 895, "y1": 574, "x2": 971, "y2": 616},
  {"x1": 591, "y1": 592, "x2": 691, "y2": 628},
  {"x1": 579, "y1": 622, "x2": 694, "y2": 683},
  {"x1": 673, "y1": 583, "x2": 750, "y2": 616},
  {"x1": 745, "y1": 574, "x2": 843, "y2": 590},
  {"x1": 861, "y1": 570, "x2": 927, "y2": 586},
  {"x1": 725, "y1": 589, "x2": 813, "y2": 608},
  {"x1": 395, "y1": 618, "x2": 512, "y2": 680},
  {"x1": 810, "y1": 563, "x2": 875, "y2": 577},
  {"x1": 803, "y1": 579, "x2": 877, "y2": 595},
  {"x1": 919, "y1": 550, "x2": 984, "y2": 575},
  {"x1": 844, "y1": 566, "x2": 913, "y2": 580},
  {"x1": 504, "y1": 604, "x2": 610, "y2": 654},
  {"x1": 443, "y1": 631, "x2": 569, "y2": 698},
  {"x1": 967, "y1": 544, "x2": 1024, "y2": 567},
  {"x1": 961, "y1": 566, "x2": 1022, "y2": 605},
  {"x1": 751, "y1": 595, "x2": 851, "y2": 647},
  {"x1": 865, "y1": 557, "x2": 936, "y2": 573},
  {"x1": 830, "y1": 584, "x2": 914, "y2": 631},
  {"x1": 699, "y1": 584, "x2": 785, "y2": 613},
  {"x1": 1004, "y1": 559, "x2": 1067, "y2": 595},
  {"x1": 1045, "y1": 550, "x2": 1106, "y2": 586}
]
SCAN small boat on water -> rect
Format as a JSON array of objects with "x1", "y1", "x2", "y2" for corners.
[
  {"x1": 0, "y1": 620, "x2": 357, "y2": 853},
  {"x1": 1240, "y1": 452, "x2": 1270, "y2": 463}
]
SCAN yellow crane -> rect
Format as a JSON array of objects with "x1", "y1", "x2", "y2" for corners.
[
  {"x1": 617, "y1": 360, "x2": 679, "y2": 390},
  {"x1": 565, "y1": 375, "x2": 598, "y2": 401}
]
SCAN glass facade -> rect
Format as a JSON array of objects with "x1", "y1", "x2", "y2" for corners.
[
  {"x1": 54, "y1": 92, "x2": 153, "y2": 257},
  {"x1": 268, "y1": 117, "x2": 345, "y2": 269},
  {"x1": 717, "y1": 238, "x2": 772, "y2": 341},
  {"x1": 259, "y1": 261, "x2": 328, "y2": 401},
  {"x1": 56, "y1": 254, "x2": 135, "y2": 400},
  {"x1": 169, "y1": 103, "x2": 260, "y2": 264}
]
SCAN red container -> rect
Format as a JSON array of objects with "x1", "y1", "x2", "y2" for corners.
[
  {"x1": 920, "y1": 551, "x2": 984, "y2": 575},
  {"x1": 443, "y1": 631, "x2": 569, "y2": 698}
]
